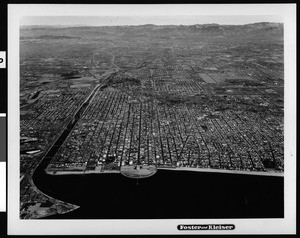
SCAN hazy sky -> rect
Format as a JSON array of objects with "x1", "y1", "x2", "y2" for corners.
[{"x1": 21, "y1": 15, "x2": 283, "y2": 26}]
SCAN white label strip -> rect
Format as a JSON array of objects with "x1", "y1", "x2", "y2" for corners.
[
  {"x1": 0, "y1": 162, "x2": 6, "y2": 211},
  {"x1": 0, "y1": 114, "x2": 6, "y2": 117}
]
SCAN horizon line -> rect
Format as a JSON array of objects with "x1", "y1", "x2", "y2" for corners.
[{"x1": 20, "y1": 21, "x2": 283, "y2": 28}]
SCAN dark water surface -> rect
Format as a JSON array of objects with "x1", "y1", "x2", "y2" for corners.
[{"x1": 33, "y1": 167, "x2": 283, "y2": 219}]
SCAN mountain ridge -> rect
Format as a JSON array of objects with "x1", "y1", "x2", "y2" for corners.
[{"x1": 20, "y1": 22, "x2": 283, "y2": 29}]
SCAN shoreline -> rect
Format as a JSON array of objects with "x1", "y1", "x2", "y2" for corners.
[
  {"x1": 46, "y1": 170, "x2": 120, "y2": 175},
  {"x1": 45, "y1": 167, "x2": 283, "y2": 177},
  {"x1": 159, "y1": 167, "x2": 284, "y2": 177}
]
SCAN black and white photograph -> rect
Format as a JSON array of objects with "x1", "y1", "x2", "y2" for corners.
[{"x1": 7, "y1": 3, "x2": 296, "y2": 235}]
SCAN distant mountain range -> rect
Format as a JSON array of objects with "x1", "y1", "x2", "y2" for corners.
[
  {"x1": 20, "y1": 22, "x2": 283, "y2": 43},
  {"x1": 128, "y1": 22, "x2": 283, "y2": 35},
  {"x1": 21, "y1": 22, "x2": 283, "y2": 30}
]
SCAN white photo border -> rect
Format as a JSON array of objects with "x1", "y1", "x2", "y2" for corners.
[{"x1": 8, "y1": 4, "x2": 296, "y2": 235}]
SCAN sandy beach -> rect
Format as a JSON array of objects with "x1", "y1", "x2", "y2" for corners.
[{"x1": 46, "y1": 167, "x2": 283, "y2": 177}]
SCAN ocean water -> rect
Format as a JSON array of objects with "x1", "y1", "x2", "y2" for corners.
[{"x1": 33, "y1": 167, "x2": 283, "y2": 219}]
